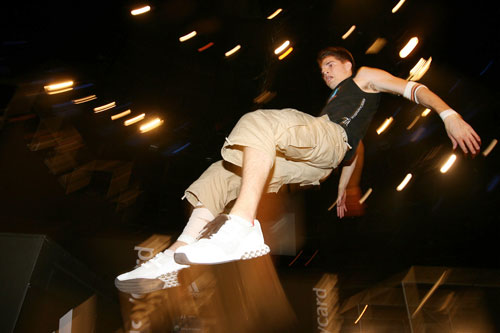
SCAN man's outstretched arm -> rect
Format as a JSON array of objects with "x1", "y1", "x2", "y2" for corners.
[
  {"x1": 356, "y1": 67, "x2": 481, "y2": 154},
  {"x1": 337, "y1": 152, "x2": 359, "y2": 218}
]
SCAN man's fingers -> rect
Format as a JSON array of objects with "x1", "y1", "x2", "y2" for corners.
[
  {"x1": 449, "y1": 136, "x2": 458, "y2": 150},
  {"x1": 466, "y1": 137, "x2": 478, "y2": 155},
  {"x1": 472, "y1": 130, "x2": 482, "y2": 145},
  {"x1": 471, "y1": 132, "x2": 481, "y2": 151},
  {"x1": 337, "y1": 204, "x2": 347, "y2": 219},
  {"x1": 458, "y1": 139, "x2": 468, "y2": 154}
]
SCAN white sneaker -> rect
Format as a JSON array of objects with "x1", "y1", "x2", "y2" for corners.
[
  {"x1": 115, "y1": 249, "x2": 189, "y2": 294},
  {"x1": 174, "y1": 214, "x2": 270, "y2": 265}
]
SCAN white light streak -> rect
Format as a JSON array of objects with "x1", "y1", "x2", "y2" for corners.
[
  {"x1": 131, "y1": 5, "x2": 151, "y2": 16},
  {"x1": 392, "y1": 0, "x2": 406, "y2": 13},
  {"x1": 140, "y1": 118, "x2": 163, "y2": 133},
  {"x1": 72, "y1": 95, "x2": 96, "y2": 104},
  {"x1": 93, "y1": 102, "x2": 116, "y2": 113},
  {"x1": 397, "y1": 173, "x2": 412, "y2": 191},
  {"x1": 327, "y1": 198, "x2": 337, "y2": 211},
  {"x1": 407, "y1": 115, "x2": 420, "y2": 130},
  {"x1": 421, "y1": 108, "x2": 431, "y2": 117},
  {"x1": 274, "y1": 40, "x2": 290, "y2": 54},
  {"x1": 111, "y1": 109, "x2": 131, "y2": 120},
  {"x1": 44, "y1": 80, "x2": 74, "y2": 92},
  {"x1": 179, "y1": 31, "x2": 197, "y2": 42},
  {"x1": 225, "y1": 44, "x2": 241, "y2": 57},
  {"x1": 365, "y1": 38, "x2": 387, "y2": 54},
  {"x1": 44, "y1": 80, "x2": 74, "y2": 94},
  {"x1": 267, "y1": 8, "x2": 282, "y2": 20},
  {"x1": 399, "y1": 37, "x2": 419, "y2": 58},
  {"x1": 342, "y1": 25, "x2": 356, "y2": 40},
  {"x1": 359, "y1": 188, "x2": 373, "y2": 204},
  {"x1": 482, "y1": 139, "x2": 498, "y2": 157},
  {"x1": 354, "y1": 305, "x2": 368, "y2": 324},
  {"x1": 124, "y1": 113, "x2": 145, "y2": 126},
  {"x1": 412, "y1": 270, "x2": 449, "y2": 318},
  {"x1": 47, "y1": 88, "x2": 73, "y2": 95},
  {"x1": 408, "y1": 57, "x2": 432, "y2": 81},
  {"x1": 440, "y1": 154, "x2": 457, "y2": 173},
  {"x1": 376, "y1": 117, "x2": 393, "y2": 134}
]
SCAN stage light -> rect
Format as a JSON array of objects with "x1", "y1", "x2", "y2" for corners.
[
  {"x1": 376, "y1": 117, "x2": 393, "y2": 134},
  {"x1": 421, "y1": 108, "x2": 431, "y2": 117},
  {"x1": 47, "y1": 88, "x2": 73, "y2": 95},
  {"x1": 274, "y1": 40, "x2": 290, "y2": 54},
  {"x1": 111, "y1": 109, "x2": 131, "y2": 120},
  {"x1": 44, "y1": 80, "x2": 74, "y2": 94},
  {"x1": 198, "y1": 42, "x2": 214, "y2": 52},
  {"x1": 365, "y1": 38, "x2": 387, "y2": 54},
  {"x1": 225, "y1": 44, "x2": 241, "y2": 57},
  {"x1": 359, "y1": 188, "x2": 372, "y2": 204},
  {"x1": 179, "y1": 31, "x2": 197, "y2": 42},
  {"x1": 399, "y1": 37, "x2": 418, "y2": 58},
  {"x1": 408, "y1": 57, "x2": 432, "y2": 81},
  {"x1": 407, "y1": 115, "x2": 420, "y2": 130},
  {"x1": 278, "y1": 47, "x2": 293, "y2": 60},
  {"x1": 267, "y1": 8, "x2": 282, "y2": 20},
  {"x1": 288, "y1": 250, "x2": 303, "y2": 266},
  {"x1": 131, "y1": 5, "x2": 150, "y2": 16},
  {"x1": 392, "y1": 0, "x2": 406, "y2": 13},
  {"x1": 412, "y1": 270, "x2": 449, "y2": 318},
  {"x1": 124, "y1": 113, "x2": 145, "y2": 126},
  {"x1": 397, "y1": 173, "x2": 412, "y2": 191},
  {"x1": 93, "y1": 102, "x2": 116, "y2": 113},
  {"x1": 254, "y1": 90, "x2": 276, "y2": 104},
  {"x1": 440, "y1": 154, "x2": 456, "y2": 173},
  {"x1": 140, "y1": 118, "x2": 163, "y2": 133},
  {"x1": 342, "y1": 25, "x2": 356, "y2": 40},
  {"x1": 482, "y1": 139, "x2": 497, "y2": 157},
  {"x1": 354, "y1": 305, "x2": 368, "y2": 324},
  {"x1": 72, "y1": 95, "x2": 96, "y2": 104},
  {"x1": 304, "y1": 249, "x2": 318, "y2": 267}
]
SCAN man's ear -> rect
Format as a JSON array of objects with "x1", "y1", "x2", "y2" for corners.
[{"x1": 343, "y1": 61, "x2": 352, "y2": 73}]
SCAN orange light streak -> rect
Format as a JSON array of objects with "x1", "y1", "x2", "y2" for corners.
[
  {"x1": 198, "y1": 42, "x2": 214, "y2": 52},
  {"x1": 278, "y1": 47, "x2": 293, "y2": 60}
]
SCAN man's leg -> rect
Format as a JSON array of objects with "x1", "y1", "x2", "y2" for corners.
[
  {"x1": 115, "y1": 161, "x2": 239, "y2": 294},
  {"x1": 173, "y1": 109, "x2": 345, "y2": 265},
  {"x1": 229, "y1": 146, "x2": 274, "y2": 223},
  {"x1": 174, "y1": 146, "x2": 274, "y2": 265}
]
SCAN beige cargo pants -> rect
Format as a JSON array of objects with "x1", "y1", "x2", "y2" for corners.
[{"x1": 183, "y1": 108, "x2": 349, "y2": 216}]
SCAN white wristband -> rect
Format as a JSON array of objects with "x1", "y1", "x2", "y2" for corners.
[
  {"x1": 403, "y1": 81, "x2": 427, "y2": 104},
  {"x1": 439, "y1": 109, "x2": 459, "y2": 121}
]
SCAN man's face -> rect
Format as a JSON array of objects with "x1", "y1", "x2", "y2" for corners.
[{"x1": 320, "y1": 56, "x2": 352, "y2": 89}]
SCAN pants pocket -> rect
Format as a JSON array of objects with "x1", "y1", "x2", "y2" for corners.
[{"x1": 278, "y1": 124, "x2": 318, "y2": 161}]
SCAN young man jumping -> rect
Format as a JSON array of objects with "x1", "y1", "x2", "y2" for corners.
[{"x1": 115, "y1": 47, "x2": 481, "y2": 294}]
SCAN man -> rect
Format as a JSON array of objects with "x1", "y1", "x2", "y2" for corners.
[{"x1": 115, "y1": 47, "x2": 481, "y2": 294}]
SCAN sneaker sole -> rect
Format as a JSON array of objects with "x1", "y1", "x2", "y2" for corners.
[
  {"x1": 174, "y1": 244, "x2": 271, "y2": 265},
  {"x1": 115, "y1": 271, "x2": 180, "y2": 294}
]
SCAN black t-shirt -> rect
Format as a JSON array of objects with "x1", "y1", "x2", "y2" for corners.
[{"x1": 319, "y1": 76, "x2": 380, "y2": 163}]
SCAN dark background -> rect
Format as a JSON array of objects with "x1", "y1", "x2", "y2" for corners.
[{"x1": 0, "y1": 0, "x2": 499, "y2": 326}]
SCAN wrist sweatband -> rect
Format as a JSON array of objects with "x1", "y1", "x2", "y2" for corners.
[
  {"x1": 439, "y1": 109, "x2": 459, "y2": 121},
  {"x1": 403, "y1": 81, "x2": 427, "y2": 104}
]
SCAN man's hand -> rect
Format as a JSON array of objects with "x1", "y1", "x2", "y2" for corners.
[
  {"x1": 336, "y1": 188, "x2": 347, "y2": 218},
  {"x1": 444, "y1": 114, "x2": 481, "y2": 155}
]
